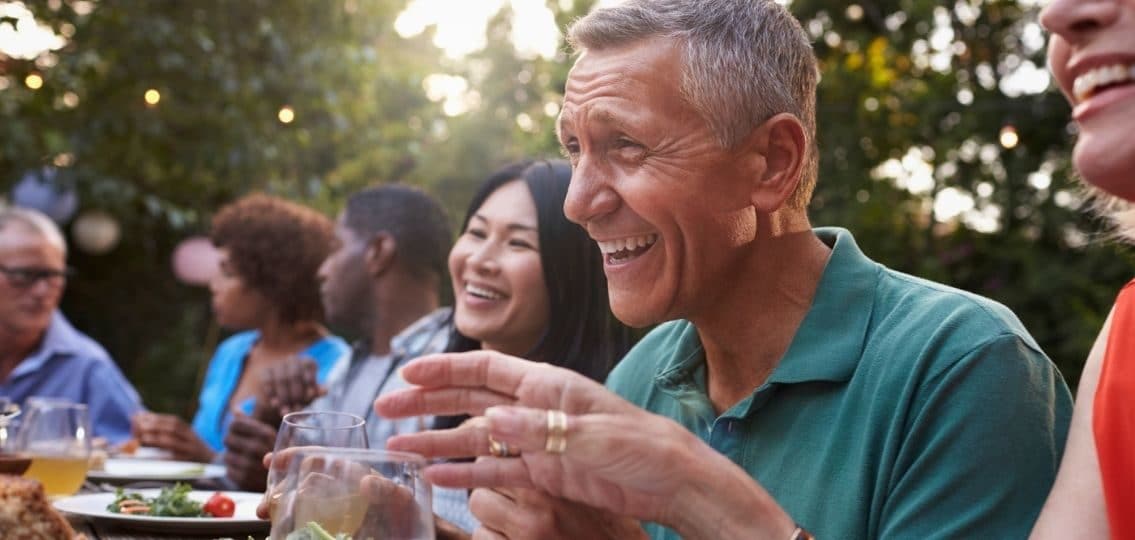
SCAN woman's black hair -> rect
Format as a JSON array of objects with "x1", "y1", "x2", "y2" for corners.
[{"x1": 435, "y1": 160, "x2": 635, "y2": 430}]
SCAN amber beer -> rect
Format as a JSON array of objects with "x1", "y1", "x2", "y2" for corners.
[
  {"x1": 22, "y1": 455, "x2": 89, "y2": 497},
  {"x1": 14, "y1": 399, "x2": 92, "y2": 497}
]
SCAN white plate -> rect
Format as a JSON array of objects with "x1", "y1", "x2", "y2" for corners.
[
  {"x1": 54, "y1": 489, "x2": 269, "y2": 535},
  {"x1": 87, "y1": 458, "x2": 226, "y2": 482},
  {"x1": 117, "y1": 446, "x2": 173, "y2": 460}
]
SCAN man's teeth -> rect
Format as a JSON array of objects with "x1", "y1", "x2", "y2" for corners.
[
  {"x1": 466, "y1": 283, "x2": 504, "y2": 300},
  {"x1": 1074, "y1": 63, "x2": 1135, "y2": 101},
  {"x1": 597, "y1": 234, "x2": 658, "y2": 259}
]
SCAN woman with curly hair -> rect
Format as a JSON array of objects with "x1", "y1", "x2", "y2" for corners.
[{"x1": 132, "y1": 194, "x2": 349, "y2": 463}]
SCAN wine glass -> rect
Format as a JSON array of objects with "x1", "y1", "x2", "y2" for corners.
[
  {"x1": 268, "y1": 447, "x2": 434, "y2": 540},
  {"x1": 264, "y1": 411, "x2": 368, "y2": 518},
  {"x1": 15, "y1": 398, "x2": 91, "y2": 497}
]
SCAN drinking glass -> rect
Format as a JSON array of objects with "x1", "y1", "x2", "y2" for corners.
[
  {"x1": 15, "y1": 398, "x2": 91, "y2": 497},
  {"x1": 268, "y1": 447, "x2": 434, "y2": 540},
  {"x1": 264, "y1": 411, "x2": 368, "y2": 518}
]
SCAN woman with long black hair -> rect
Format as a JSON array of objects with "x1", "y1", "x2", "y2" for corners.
[{"x1": 436, "y1": 159, "x2": 634, "y2": 433}]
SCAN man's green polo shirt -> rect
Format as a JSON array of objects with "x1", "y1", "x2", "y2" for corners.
[{"x1": 606, "y1": 228, "x2": 1072, "y2": 540}]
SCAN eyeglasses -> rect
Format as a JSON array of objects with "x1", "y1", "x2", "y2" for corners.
[{"x1": 0, "y1": 265, "x2": 74, "y2": 289}]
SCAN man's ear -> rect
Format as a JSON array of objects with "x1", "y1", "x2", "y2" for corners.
[
  {"x1": 364, "y1": 232, "x2": 397, "y2": 277},
  {"x1": 739, "y1": 113, "x2": 808, "y2": 213}
]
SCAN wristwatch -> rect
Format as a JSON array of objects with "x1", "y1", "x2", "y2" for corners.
[{"x1": 789, "y1": 525, "x2": 816, "y2": 540}]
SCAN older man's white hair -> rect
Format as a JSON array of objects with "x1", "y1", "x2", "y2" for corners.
[
  {"x1": 0, "y1": 206, "x2": 68, "y2": 257},
  {"x1": 568, "y1": 0, "x2": 820, "y2": 209}
]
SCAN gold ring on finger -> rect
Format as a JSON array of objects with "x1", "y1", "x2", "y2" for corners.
[
  {"x1": 545, "y1": 409, "x2": 567, "y2": 454},
  {"x1": 488, "y1": 434, "x2": 519, "y2": 458}
]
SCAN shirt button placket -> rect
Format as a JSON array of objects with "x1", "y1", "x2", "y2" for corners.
[{"x1": 709, "y1": 418, "x2": 740, "y2": 457}]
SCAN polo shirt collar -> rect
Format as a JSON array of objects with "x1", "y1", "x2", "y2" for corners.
[
  {"x1": 11, "y1": 311, "x2": 80, "y2": 378},
  {"x1": 767, "y1": 227, "x2": 879, "y2": 384},
  {"x1": 655, "y1": 228, "x2": 879, "y2": 394}
]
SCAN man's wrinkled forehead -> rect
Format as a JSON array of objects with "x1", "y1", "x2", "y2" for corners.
[
  {"x1": 558, "y1": 72, "x2": 626, "y2": 136},
  {"x1": 565, "y1": 39, "x2": 679, "y2": 95},
  {"x1": 558, "y1": 41, "x2": 683, "y2": 135}
]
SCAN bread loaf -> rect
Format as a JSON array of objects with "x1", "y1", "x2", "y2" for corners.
[{"x1": 0, "y1": 474, "x2": 80, "y2": 540}]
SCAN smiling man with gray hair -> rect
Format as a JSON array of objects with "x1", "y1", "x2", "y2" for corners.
[
  {"x1": 0, "y1": 206, "x2": 142, "y2": 443},
  {"x1": 371, "y1": 1, "x2": 1073, "y2": 539}
]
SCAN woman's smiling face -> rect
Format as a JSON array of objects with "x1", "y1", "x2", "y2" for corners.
[
  {"x1": 448, "y1": 179, "x2": 550, "y2": 357},
  {"x1": 1043, "y1": 0, "x2": 1135, "y2": 201}
]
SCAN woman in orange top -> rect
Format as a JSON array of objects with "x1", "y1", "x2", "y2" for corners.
[{"x1": 1032, "y1": 1, "x2": 1135, "y2": 538}]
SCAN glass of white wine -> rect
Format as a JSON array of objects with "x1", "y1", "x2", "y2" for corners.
[
  {"x1": 264, "y1": 411, "x2": 368, "y2": 519},
  {"x1": 16, "y1": 398, "x2": 91, "y2": 497},
  {"x1": 268, "y1": 447, "x2": 434, "y2": 540}
]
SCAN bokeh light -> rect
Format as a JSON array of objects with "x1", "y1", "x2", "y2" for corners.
[
  {"x1": 278, "y1": 106, "x2": 296, "y2": 124},
  {"x1": 144, "y1": 89, "x2": 161, "y2": 106},
  {"x1": 999, "y1": 125, "x2": 1019, "y2": 149},
  {"x1": 25, "y1": 73, "x2": 43, "y2": 89}
]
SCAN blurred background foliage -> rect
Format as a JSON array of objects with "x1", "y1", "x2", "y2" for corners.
[{"x1": 1, "y1": 0, "x2": 1131, "y2": 416}]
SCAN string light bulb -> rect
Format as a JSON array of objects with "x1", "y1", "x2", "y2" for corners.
[
  {"x1": 144, "y1": 89, "x2": 161, "y2": 106},
  {"x1": 999, "y1": 125, "x2": 1019, "y2": 149},
  {"x1": 25, "y1": 74, "x2": 43, "y2": 90},
  {"x1": 278, "y1": 106, "x2": 295, "y2": 124}
]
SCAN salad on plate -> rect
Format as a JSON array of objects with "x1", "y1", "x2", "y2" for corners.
[{"x1": 106, "y1": 482, "x2": 236, "y2": 518}]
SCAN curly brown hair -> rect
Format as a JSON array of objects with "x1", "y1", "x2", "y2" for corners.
[{"x1": 210, "y1": 193, "x2": 334, "y2": 325}]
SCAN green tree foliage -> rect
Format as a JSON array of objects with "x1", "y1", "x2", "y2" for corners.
[
  {"x1": 406, "y1": 1, "x2": 595, "y2": 217},
  {"x1": 792, "y1": 0, "x2": 1134, "y2": 386},
  {"x1": 1, "y1": 0, "x2": 449, "y2": 413}
]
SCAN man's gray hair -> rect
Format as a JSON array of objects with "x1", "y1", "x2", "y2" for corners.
[
  {"x1": 0, "y1": 206, "x2": 68, "y2": 256},
  {"x1": 567, "y1": 0, "x2": 819, "y2": 208}
]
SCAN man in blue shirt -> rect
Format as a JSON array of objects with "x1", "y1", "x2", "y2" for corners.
[{"x1": 0, "y1": 207, "x2": 142, "y2": 443}]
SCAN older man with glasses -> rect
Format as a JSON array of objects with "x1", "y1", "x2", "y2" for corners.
[{"x1": 0, "y1": 206, "x2": 142, "y2": 443}]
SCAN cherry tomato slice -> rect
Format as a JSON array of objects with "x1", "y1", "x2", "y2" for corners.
[{"x1": 203, "y1": 492, "x2": 235, "y2": 518}]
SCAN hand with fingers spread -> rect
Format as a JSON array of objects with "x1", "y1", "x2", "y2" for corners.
[
  {"x1": 374, "y1": 351, "x2": 796, "y2": 540},
  {"x1": 253, "y1": 357, "x2": 324, "y2": 426},
  {"x1": 470, "y1": 486, "x2": 647, "y2": 540},
  {"x1": 130, "y1": 412, "x2": 216, "y2": 463},
  {"x1": 222, "y1": 411, "x2": 277, "y2": 492}
]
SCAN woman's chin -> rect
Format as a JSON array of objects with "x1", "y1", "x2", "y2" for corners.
[
  {"x1": 454, "y1": 320, "x2": 492, "y2": 343},
  {"x1": 1075, "y1": 144, "x2": 1135, "y2": 202},
  {"x1": 1078, "y1": 163, "x2": 1135, "y2": 203}
]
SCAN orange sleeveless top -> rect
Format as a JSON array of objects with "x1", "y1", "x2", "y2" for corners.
[{"x1": 1094, "y1": 279, "x2": 1135, "y2": 538}]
